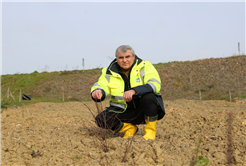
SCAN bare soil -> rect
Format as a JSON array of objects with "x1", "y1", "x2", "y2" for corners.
[{"x1": 1, "y1": 99, "x2": 246, "y2": 166}]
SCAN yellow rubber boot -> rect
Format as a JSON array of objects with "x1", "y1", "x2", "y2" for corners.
[
  {"x1": 119, "y1": 123, "x2": 138, "y2": 138},
  {"x1": 143, "y1": 120, "x2": 157, "y2": 140}
]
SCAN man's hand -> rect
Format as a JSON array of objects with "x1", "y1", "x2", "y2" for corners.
[
  {"x1": 92, "y1": 90, "x2": 102, "y2": 100},
  {"x1": 123, "y1": 89, "x2": 136, "y2": 102}
]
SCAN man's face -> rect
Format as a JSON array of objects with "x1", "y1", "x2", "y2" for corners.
[{"x1": 116, "y1": 49, "x2": 135, "y2": 70}]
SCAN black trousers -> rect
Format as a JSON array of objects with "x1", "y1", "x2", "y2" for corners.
[{"x1": 95, "y1": 93, "x2": 161, "y2": 132}]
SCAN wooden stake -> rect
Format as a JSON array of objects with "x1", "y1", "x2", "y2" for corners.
[
  {"x1": 199, "y1": 89, "x2": 202, "y2": 100},
  {"x1": 62, "y1": 87, "x2": 64, "y2": 102},
  {"x1": 7, "y1": 87, "x2": 9, "y2": 101},
  {"x1": 229, "y1": 90, "x2": 231, "y2": 102},
  {"x1": 19, "y1": 89, "x2": 22, "y2": 102},
  {"x1": 238, "y1": 42, "x2": 240, "y2": 55},
  {"x1": 9, "y1": 90, "x2": 16, "y2": 102},
  {"x1": 82, "y1": 58, "x2": 84, "y2": 72}
]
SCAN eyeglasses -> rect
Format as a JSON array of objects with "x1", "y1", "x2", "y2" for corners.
[{"x1": 117, "y1": 55, "x2": 133, "y2": 60}]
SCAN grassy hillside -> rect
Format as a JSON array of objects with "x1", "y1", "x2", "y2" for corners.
[
  {"x1": 1, "y1": 55, "x2": 246, "y2": 108},
  {"x1": 156, "y1": 55, "x2": 246, "y2": 101}
]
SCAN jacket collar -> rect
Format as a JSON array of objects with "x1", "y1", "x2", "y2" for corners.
[{"x1": 106, "y1": 55, "x2": 143, "y2": 75}]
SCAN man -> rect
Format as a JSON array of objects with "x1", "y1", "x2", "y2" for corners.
[{"x1": 91, "y1": 45, "x2": 165, "y2": 140}]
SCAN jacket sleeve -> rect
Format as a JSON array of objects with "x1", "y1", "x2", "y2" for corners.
[
  {"x1": 90, "y1": 68, "x2": 110, "y2": 101},
  {"x1": 133, "y1": 61, "x2": 161, "y2": 96}
]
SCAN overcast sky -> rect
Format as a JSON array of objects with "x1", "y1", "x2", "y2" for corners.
[{"x1": 1, "y1": 1, "x2": 245, "y2": 75}]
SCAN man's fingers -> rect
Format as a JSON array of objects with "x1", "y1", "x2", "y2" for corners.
[
  {"x1": 124, "y1": 93, "x2": 132, "y2": 102},
  {"x1": 97, "y1": 93, "x2": 102, "y2": 99},
  {"x1": 92, "y1": 90, "x2": 102, "y2": 100}
]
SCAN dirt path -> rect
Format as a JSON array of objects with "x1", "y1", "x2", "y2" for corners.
[{"x1": 1, "y1": 99, "x2": 246, "y2": 166}]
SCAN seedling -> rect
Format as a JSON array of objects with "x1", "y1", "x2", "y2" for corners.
[
  {"x1": 73, "y1": 155, "x2": 82, "y2": 160},
  {"x1": 31, "y1": 150, "x2": 42, "y2": 158},
  {"x1": 190, "y1": 138, "x2": 209, "y2": 166}
]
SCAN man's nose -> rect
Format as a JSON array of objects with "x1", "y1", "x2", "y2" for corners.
[{"x1": 122, "y1": 57, "x2": 127, "y2": 61}]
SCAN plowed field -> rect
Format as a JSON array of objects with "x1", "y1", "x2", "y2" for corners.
[{"x1": 1, "y1": 99, "x2": 246, "y2": 166}]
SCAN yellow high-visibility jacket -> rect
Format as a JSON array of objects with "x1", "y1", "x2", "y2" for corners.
[{"x1": 91, "y1": 56, "x2": 165, "y2": 118}]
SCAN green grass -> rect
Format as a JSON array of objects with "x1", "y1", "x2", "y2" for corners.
[
  {"x1": 1, "y1": 103, "x2": 8, "y2": 109},
  {"x1": 72, "y1": 155, "x2": 82, "y2": 160},
  {"x1": 191, "y1": 138, "x2": 209, "y2": 166},
  {"x1": 1, "y1": 72, "x2": 49, "y2": 93},
  {"x1": 240, "y1": 94, "x2": 246, "y2": 98}
]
